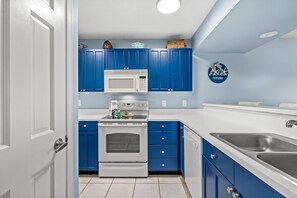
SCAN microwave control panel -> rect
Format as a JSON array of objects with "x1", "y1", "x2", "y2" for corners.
[{"x1": 139, "y1": 76, "x2": 147, "y2": 92}]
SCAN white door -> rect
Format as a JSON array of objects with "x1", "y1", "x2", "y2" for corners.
[{"x1": 0, "y1": 0, "x2": 68, "y2": 197}]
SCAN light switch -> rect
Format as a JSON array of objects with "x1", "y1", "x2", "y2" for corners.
[{"x1": 162, "y1": 100, "x2": 167, "y2": 107}]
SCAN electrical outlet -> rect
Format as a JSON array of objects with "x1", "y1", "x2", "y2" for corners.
[
  {"x1": 78, "y1": 100, "x2": 82, "y2": 107},
  {"x1": 162, "y1": 100, "x2": 167, "y2": 107},
  {"x1": 182, "y1": 100, "x2": 187, "y2": 107}
]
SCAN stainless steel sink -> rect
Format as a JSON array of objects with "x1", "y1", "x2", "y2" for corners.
[
  {"x1": 210, "y1": 133, "x2": 297, "y2": 181},
  {"x1": 257, "y1": 153, "x2": 297, "y2": 179},
  {"x1": 212, "y1": 133, "x2": 297, "y2": 152}
]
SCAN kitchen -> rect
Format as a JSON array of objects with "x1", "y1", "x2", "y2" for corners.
[{"x1": 78, "y1": 0, "x2": 297, "y2": 198}]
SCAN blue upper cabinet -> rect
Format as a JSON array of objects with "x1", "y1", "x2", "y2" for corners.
[
  {"x1": 149, "y1": 49, "x2": 171, "y2": 91},
  {"x1": 105, "y1": 49, "x2": 126, "y2": 70},
  {"x1": 171, "y1": 49, "x2": 192, "y2": 91},
  {"x1": 78, "y1": 49, "x2": 85, "y2": 92},
  {"x1": 126, "y1": 49, "x2": 149, "y2": 69},
  {"x1": 78, "y1": 49, "x2": 104, "y2": 92},
  {"x1": 148, "y1": 48, "x2": 192, "y2": 92},
  {"x1": 105, "y1": 49, "x2": 148, "y2": 70}
]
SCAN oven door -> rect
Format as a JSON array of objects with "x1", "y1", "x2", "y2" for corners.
[
  {"x1": 104, "y1": 76, "x2": 137, "y2": 93},
  {"x1": 99, "y1": 122, "x2": 148, "y2": 162}
]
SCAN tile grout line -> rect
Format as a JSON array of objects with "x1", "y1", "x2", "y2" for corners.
[
  {"x1": 132, "y1": 179, "x2": 136, "y2": 198},
  {"x1": 104, "y1": 178, "x2": 114, "y2": 198},
  {"x1": 79, "y1": 175, "x2": 93, "y2": 197},
  {"x1": 158, "y1": 176, "x2": 162, "y2": 198}
]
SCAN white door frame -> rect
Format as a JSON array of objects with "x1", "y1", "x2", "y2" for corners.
[{"x1": 66, "y1": 0, "x2": 78, "y2": 197}]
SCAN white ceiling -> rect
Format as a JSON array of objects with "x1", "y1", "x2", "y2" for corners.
[{"x1": 79, "y1": 0, "x2": 216, "y2": 39}]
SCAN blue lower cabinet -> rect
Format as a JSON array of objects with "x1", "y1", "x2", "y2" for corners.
[
  {"x1": 202, "y1": 139, "x2": 284, "y2": 198},
  {"x1": 79, "y1": 121, "x2": 98, "y2": 172},
  {"x1": 148, "y1": 158, "x2": 179, "y2": 171},
  {"x1": 149, "y1": 145, "x2": 178, "y2": 158},
  {"x1": 203, "y1": 156, "x2": 233, "y2": 198},
  {"x1": 234, "y1": 163, "x2": 284, "y2": 198},
  {"x1": 148, "y1": 121, "x2": 179, "y2": 172}
]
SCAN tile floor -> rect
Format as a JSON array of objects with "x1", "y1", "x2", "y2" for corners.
[{"x1": 79, "y1": 175, "x2": 191, "y2": 198}]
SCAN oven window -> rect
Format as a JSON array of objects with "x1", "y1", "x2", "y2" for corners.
[
  {"x1": 109, "y1": 79, "x2": 134, "y2": 89},
  {"x1": 106, "y1": 133, "x2": 140, "y2": 153}
]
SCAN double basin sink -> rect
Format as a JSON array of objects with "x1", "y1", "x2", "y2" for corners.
[{"x1": 211, "y1": 133, "x2": 297, "y2": 181}]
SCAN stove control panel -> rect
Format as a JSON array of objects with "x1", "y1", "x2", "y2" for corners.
[{"x1": 114, "y1": 100, "x2": 148, "y2": 111}]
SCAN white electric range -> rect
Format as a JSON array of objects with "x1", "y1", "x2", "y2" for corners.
[{"x1": 98, "y1": 100, "x2": 148, "y2": 177}]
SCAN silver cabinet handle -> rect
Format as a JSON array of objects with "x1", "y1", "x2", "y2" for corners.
[
  {"x1": 161, "y1": 151, "x2": 165, "y2": 154},
  {"x1": 161, "y1": 125, "x2": 164, "y2": 128},
  {"x1": 84, "y1": 125, "x2": 87, "y2": 128},
  {"x1": 232, "y1": 192, "x2": 240, "y2": 198},
  {"x1": 162, "y1": 163, "x2": 165, "y2": 167},
  {"x1": 210, "y1": 154, "x2": 217, "y2": 159},
  {"x1": 54, "y1": 137, "x2": 68, "y2": 153},
  {"x1": 161, "y1": 137, "x2": 165, "y2": 140},
  {"x1": 227, "y1": 187, "x2": 233, "y2": 194}
]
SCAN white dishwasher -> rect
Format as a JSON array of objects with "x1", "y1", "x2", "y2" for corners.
[{"x1": 184, "y1": 125, "x2": 202, "y2": 198}]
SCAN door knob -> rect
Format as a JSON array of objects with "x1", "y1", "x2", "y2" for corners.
[{"x1": 54, "y1": 137, "x2": 68, "y2": 153}]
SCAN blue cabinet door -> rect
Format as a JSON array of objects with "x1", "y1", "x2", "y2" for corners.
[
  {"x1": 78, "y1": 49, "x2": 104, "y2": 92},
  {"x1": 203, "y1": 156, "x2": 234, "y2": 198},
  {"x1": 170, "y1": 48, "x2": 192, "y2": 91},
  {"x1": 149, "y1": 49, "x2": 171, "y2": 91},
  {"x1": 78, "y1": 49, "x2": 85, "y2": 92},
  {"x1": 179, "y1": 123, "x2": 184, "y2": 176},
  {"x1": 234, "y1": 163, "x2": 284, "y2": 198},
  {"x1": 79, "y1": 130, "x2": 98, "y2": 171},
  {"x1": 79, "y1": 121, "x2": 98, "y2": 172},
  {"x1": 126, "y1": 49, "x2": 148, "y2": 69},
  {"x1": 105, "y1": 49, "x2": 126, "y2": 70}
]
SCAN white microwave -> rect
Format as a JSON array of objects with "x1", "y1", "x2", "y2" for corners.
[{"x1": 104, "y1": 70, "x2": 148, "y2": 93}]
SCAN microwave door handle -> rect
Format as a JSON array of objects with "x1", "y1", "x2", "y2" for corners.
[{"x1": 135, "y1": 77, "x2": 139, "y2": 92}]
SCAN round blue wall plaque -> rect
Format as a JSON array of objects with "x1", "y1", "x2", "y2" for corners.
[{"x1": 208, "y1": 62, "x2": 229, "y2": 83}]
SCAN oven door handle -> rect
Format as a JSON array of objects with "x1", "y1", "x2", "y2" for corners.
[{"x1": 98, "y1": 123, "x2": 147, "y2": 127}]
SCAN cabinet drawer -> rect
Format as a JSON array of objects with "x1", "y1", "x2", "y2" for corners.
[
  {"x1": 149, "y1": 145, "x2": 178, "y2": 158},
  {"x1": 148, "y1": 131, "x2": 178, "y2": 145},
  {"x1": 203, "y1": 140, "x2": 234, "y2": 183},
  {"x1": 79, "y1": 121, "x2": 98, "y2": 131},
  {"x1": 149, "y1": 121, "x2": 179, "y2": 131},
  {"x1": 148, "y1": 158, "x2": 179, "y2": 171}
]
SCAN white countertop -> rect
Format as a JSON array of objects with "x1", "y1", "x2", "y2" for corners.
[{"x1": 78, "y1": 105, "x2": 297, "y2": 197}]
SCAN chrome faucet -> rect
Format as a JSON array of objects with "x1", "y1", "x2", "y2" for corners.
[{"x1": 286, "y1": 120, "x2": 297, "y2": 128}]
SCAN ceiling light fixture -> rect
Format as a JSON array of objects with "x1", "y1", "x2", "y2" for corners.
[
  {"x1": 157, "y1": 0, "x2": 181, "y2": 14},
  {"x1": 259, "y1": 31, "x2": 279, "y2": 39}
]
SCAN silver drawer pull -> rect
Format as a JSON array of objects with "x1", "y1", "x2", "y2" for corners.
[
  {"x1": 161, "y1": 125, "x2": 164, "y2": 128},
  {"x1": 232, "y1": 192, "x2": 240, "y2": 198},
  {"x1": 227, "y1": 187, "x2": 233, "y2": 194},
  {"x1": 161, "y1": 151, "x2": 165, "y2": 154},
  {"x1": 162, "y1": 163, "x2": 165, "y2": 167},
  {"x1": 210, "y1": 154, "x2": 217, "y2": 159},
  {"x1": 83, "y1": 125, "x2": 87, "y2": 128},
  {"x1": 161, "y1": 137, "x2": 165, "y2": 140}
]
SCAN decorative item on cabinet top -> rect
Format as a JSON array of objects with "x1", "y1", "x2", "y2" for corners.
[
  {"x1": 131, "y1": 42, "x2": 144, "y2": 48},
  {"x1": 103, "y1": 40, "x2": 113, "y2": 49}
]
